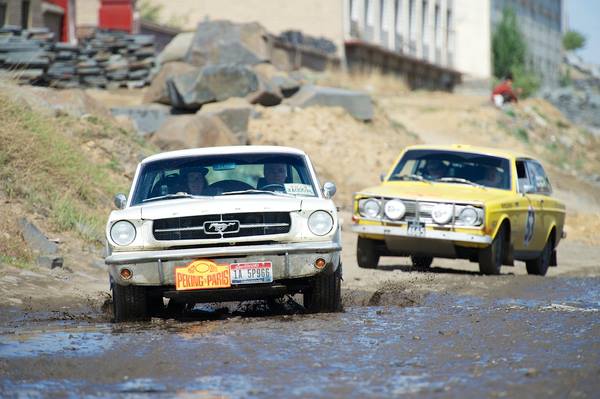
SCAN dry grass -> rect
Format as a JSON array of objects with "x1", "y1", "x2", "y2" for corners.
[{"x1": 0, "y1": 91, "x2": 155, "y2": 266}]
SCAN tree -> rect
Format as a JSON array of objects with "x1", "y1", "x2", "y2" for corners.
[
  {"x1": 492, "y1": 7, "x2": 526, "y2": 79},
  {"x1": 492, "y1": 7, "x2": 539, "y2": 97},
  {"x1": 562, "y1": 30, "x2": 586, "y2": 51},
  {"x1": 138, "y1": 0, "x2": 162, "y2": 23}
]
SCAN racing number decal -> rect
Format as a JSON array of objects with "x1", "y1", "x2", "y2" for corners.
[{"x1": 524, "y1": 205, "x2": 535, "y2": 247}]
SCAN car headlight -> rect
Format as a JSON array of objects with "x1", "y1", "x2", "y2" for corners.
[
  {"x1": 384, "y1": 199, "x2": 406, "y2": 220},
  {"x1": 359, "y1": 199, "x2": 381, "y2": 218},
  {"x1": 431, "y1": 203, "x2": 453, "y2": 225},
  {"x1": 308, "y1": 211, "x2": 334, "y2": 236},
  {"x1": 459, "y1": 207, "x2": 480, "y2": 226},
  {"x1": 110, "y1": 221, "x2": 136, "y2": 246}
]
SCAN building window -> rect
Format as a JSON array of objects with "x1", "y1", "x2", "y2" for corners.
[
  {"x1": 421, "y1": 0, "x2": 428, "y2": 44},
  {"x1": 366, "y1": 0, "x2": 376, "y2": 26},
  {"x1": 434, "y1": 4, "x2": 441, "y2": 48},
  {"x1": 350, "y1": 0, "x2": 360, "y2": 22},
  {"x1": 0, "y1": 3, "x2": 7, "y2": 28},
  {"x1": 381, "y1": 0, "x2": 389, "y2": 31},
  {"x1": 21, "y1": 0, "x2": 30, "y2": 28},
  {"x1": 395, "y1": 0, "x2": 402, "y2": 33},
  {"x1": 409, "y1": 0, "x2": 416, "y2": 41}
]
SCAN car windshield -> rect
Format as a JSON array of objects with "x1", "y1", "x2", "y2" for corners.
[
  {"x1": 130, "y1": 152, "x2": 318, "y2": 205},
  {"x1": 388, "y1": 149, "x2": 511, "y2": 190}
]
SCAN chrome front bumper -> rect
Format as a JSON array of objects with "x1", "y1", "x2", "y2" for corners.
[
  {"x1": 106, "y1": 241, "x2": 341, "y2": 286},
  {"x1": 352, "y1": 224, "x2": 492, "y2": 244}
]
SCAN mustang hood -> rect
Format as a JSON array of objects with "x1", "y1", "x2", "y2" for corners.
[
  {"x1": 358, "y1": 181, "x2": 514, "y2": 203},
  {"x1": 139, "y1": 195, "x2": 303, "y2": 220}
]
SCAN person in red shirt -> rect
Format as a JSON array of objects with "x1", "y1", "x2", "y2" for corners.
[{"x1": 491, "y1": 73, "x2": 519, "y2": 107}]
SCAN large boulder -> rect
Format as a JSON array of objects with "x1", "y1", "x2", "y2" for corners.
[
  {"x1": 252, "y1": 63, "x2": 300, "y2": 97},
  {"x1": 110, "y1": 104, "x2": 172, "y2": 136},
  {"x1": 198, "y1": 98, "x2": 252, "y2": 144},
  {"x1": 184, "y1": 20, "x2": 269, "y2": 68},
  {"x1": 151, "y1": 113, "x2": 238, "y2": 150},
  {"x1": 143, "y1": 62, "x2": 199, "y2": 104},
  {"x1": 285, "y1": 85, "x2": 373, "y2": 121},
  {"x1": 157, "y1": 32, "x2": 195, "y2": 64},
  {"x1": 167, "y1": 64, "x2": 259, "y2": 111}
]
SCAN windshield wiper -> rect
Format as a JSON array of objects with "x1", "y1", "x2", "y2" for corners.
[
  {"x1": 436, "y1": 177, "x2": 486, "y2": 188},
  {"x1": 221, "y1": 189, "x2": 294, "y2": 197},
  {"x1": 393, "y1": 174, "x2": 431, "y2": 183},
  {"x1": 142, "y1": 192, "x2": 208, "y2": 203}
]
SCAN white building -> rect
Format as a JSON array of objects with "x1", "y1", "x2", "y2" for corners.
[{"x1": 77, "y1": 0, "x2": 563, "y2": 87}]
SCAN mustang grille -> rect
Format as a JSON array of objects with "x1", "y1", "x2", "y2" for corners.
[{"x1": 152, "y1": 212, "x2": 291, "y2": 241}]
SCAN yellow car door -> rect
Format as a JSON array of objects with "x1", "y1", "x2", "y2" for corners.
[{"x1": 515, "y1": 159, "x2": 544, "y2": 253}]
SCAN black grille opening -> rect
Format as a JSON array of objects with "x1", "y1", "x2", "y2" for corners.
[{"x1": 153, "y1": 212, "x2": 291, "y2": 241}]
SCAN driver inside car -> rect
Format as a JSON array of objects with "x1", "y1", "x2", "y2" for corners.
[{"x1": 259, "y1": 163, "x2": 288, "y2": 190}]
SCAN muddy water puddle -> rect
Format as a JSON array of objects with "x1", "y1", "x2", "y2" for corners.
[{"x1": 1, "y1": 277, "x2": 599, "y2": 398}]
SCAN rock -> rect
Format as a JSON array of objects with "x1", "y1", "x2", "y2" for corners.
[
  {"x1": 167, "y1": 64, "x2": 259, "y2": 111},
  {"x1": 246, "y1": 77, "x2": 282, "y2": 106},
  {"x1": 18, "y1": 218, "x2": 59, "y2": 255},
  {"x1": 37, "y1": 255, "x2": 64, "y2": 269},
  {"x1": 184, "y1": 20, "x2": 269, "y2": 68},
  {"x1": 143, "y1": 62, "x2": 199, "y2": 104},
  {"x1": 151, "y1": 114, "x2": 237, "y2": 150},
  {"x1": 110, "y1": 104, "x2": 172, "y2": 136},
  {"x1": 198, "y1": 98, "x2": 252, "y2": 144},
  {"x1": 285, "y1": 85, "x2": 373, "y2": 121},
  {"x1": 157, "y1": 32, "x2": 194, "y2": 64},
  {"x1": 252, "y1": 63, "x2": 301, "y2": 97}
]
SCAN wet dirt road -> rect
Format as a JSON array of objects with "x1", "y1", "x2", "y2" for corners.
[{"x1": 1, "y1": 274, "x2": 599, "y2": 398}]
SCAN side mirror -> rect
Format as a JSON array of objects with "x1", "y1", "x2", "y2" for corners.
[
  {"x1": 380, "y1": 173, "x2": 386, "y2": 182},
  {"x1": 323, "y1": 182, "x2": 337, "y2": 199},
  {"x1": 522, "y1": 184, "x2": 535, "y2": 194},
  {"x1": 114, "y1": 193, "x2": 127, "y2": 209}
]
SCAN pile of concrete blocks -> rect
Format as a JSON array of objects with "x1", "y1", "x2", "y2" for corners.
[{"x1": 0, "y1": 26, "x2": 156, "y2": 89}]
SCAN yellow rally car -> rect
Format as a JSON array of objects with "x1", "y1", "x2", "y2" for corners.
[{"x1": 351, "y1": 144, "x2": 566, "y2": 275}]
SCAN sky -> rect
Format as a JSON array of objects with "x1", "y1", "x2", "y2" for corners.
[{"x1": 565, "y1": 0, "x2": 600, "y2": 65}]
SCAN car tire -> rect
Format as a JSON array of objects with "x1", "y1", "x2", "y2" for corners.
[
  {"x1": 411, "y1": 256, "x2": 433, "y2": 269},
  {"x1": 526, "y1": 237, "x2": 552, "y2": 276},
  {"x1": 357, "y1": 237, "x2": 380, "y2": 269},
  {"x1": 478, "y1": 226, "x2": 505, "y2": 275},
  {"x1": 304, "y1": 264, "x2": 342, "y2": 313},
  {"x1": 112, "y1": 283, "x2": 150, "y2": 322}
]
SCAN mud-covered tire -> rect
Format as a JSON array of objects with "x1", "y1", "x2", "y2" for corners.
[
  {"x1": 357, "y1": 237, "x2": 380, "y2": 269},
  {"x1": 526, "y1": 237, "x2": 552, "y2": 276},
  {"x1": 112, "y1": 283, "x2": 150, "y2": 322},
  {"x1": 411, "y1": 256, "x2": 433, "y2": 269},
  {"x1": 304, "y1": 264, "x2": 342, "y2": 313},
  {"x1": 478, "y1": 226, "x2": 505, "y2": 275}
]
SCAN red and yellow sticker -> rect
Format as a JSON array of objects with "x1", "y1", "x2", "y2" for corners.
[{"x1": 175, "y1": 259, "x2": 231, "y2": 291}]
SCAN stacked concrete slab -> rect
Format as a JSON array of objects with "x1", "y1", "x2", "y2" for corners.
[{"x1": 0, "y1": 26, "x2": 156, "y2": 89}]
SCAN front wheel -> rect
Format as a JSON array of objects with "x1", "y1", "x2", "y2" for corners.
[
  {"x1": 357, "y1": 237, "x2": 380, "y2": 269},
  {"x1": 526, "y1": 237, "x2": 552, "y2": 276},
  {"x1": 478, "y1": 226, "x2": 505, "y2": 275},
  {"x1": 112, "y1": 283, "x2": 151, "y2": 322},
  {"x1": 304, "y1": 264, "x2": 342, "y2": 313}
]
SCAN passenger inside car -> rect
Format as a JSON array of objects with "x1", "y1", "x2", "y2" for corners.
[{"x1": 180, "y1": 166, "x2": 221, "y2": 196}]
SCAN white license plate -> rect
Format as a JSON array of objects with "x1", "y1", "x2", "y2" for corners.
[
  {"x1": 230, "y1": 262, "x2": 273, "y2": 285},
  {"x1": 407, "y1": 222, "x2": 425, "y2": 237}
]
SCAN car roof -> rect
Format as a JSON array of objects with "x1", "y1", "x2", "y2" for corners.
[
  {"x1": 141, "y1": 146, "x2": 308, "y2": 164},
  {"x1": 402, "y1": 144, "x2": 533, "y2": 160}
]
